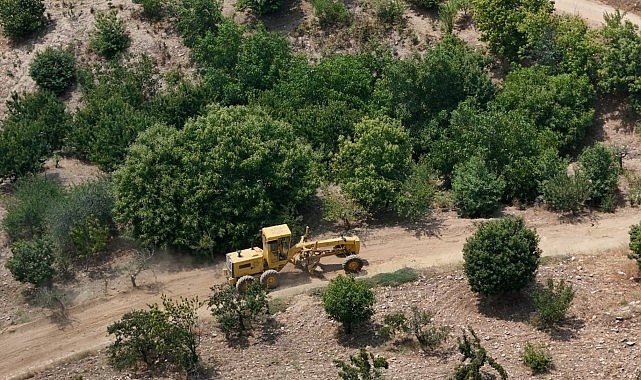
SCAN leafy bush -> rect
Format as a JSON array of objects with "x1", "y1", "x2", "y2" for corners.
[
  {"x1": 530, "y1": 278, "x2": 575, "y2": 329},
  {"x1": 310, "y1": 0, "x2": 351, "y2": 27},
  {"x1": 394, "y1": 160, "x2": 437, "y2": 220},
  {"x1": 542, "y1": 172, "x2": 591, "y2": 213},
  {"x1": 90, "y1": 10, "x2": 130, "y2": 59},
  {"x1": 1, "y1": 175, "x2": 63, "y2": 242},
  {"x1": 373, "y1": 0, "x2": 404, "y2": 24},
  {"x1": 333, "y1": 116, "x2": 413, "y2": 212},
  {"x1": 381, "y1": 307, "x2": 450, "y2": 352},
  {"x1": 29, "y1": 47, "x2": 76, "y2": 95},
  {"x1": 5, "y1": 238, "x2": 56, "y2": 286},
  {"x1": 322, "y1": 275, "x2": 375, "y2": 334},
  {"x1": 0, "y1": 0, "x2": 46, "y2": 39},
  {"x1": 236, "y1": 0, "x2": 282, "y2": 15},
  {"x1": 625, "y1": 171, "x2": 641, "y2": 206},
  {"x1": 208, "y1": 281, "x2": 268, "y2": 340},
  {"x1": 451, "y1": 156, "x2": 504, "y2": 218},
  {"x1": 463, "y1": 216, "x2": 540, "y2": 296},
  {"x1": 107, "y1": 295, "x2": 201, "y2": 374},
  {"x1": 172, "y1": 0, "x2": 223, "y2": 48},
  {"x1": 453, "y1": 328, "x2": 507, "y2": 380},
  {"x1": 577, "y1": 143, "x2": 619, "y2": 204},
  {"x1": 407, "y1": 0, "x2": 441, "y2": 9},
  {"x1": 113, "y1": 105, "x2": 317, "y2": 253},
  {"x1": 321, "y1": 185, "x2": 370, "y2": 230},
  {"x1": 133, "y1": 0, "x2": 164, "y2": 20},
  {"x1": 0, "y1": 91, "x2": 70, "y2": 178},
  {"x1": 521, "y1": 342, "x2": 553, "y2": 374},
  {"x1": 334, "y1": 348, "x2": 389, "y2": 380},
  {"x1": 629, "y1": 222, "x2": 641, "y2": 272}
]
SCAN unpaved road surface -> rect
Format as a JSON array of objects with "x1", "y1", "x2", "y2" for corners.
[
  {"x1": 555, "y1": 0, "x2": 641, "y2": 26},
  {"x1": 2, "y1": 207, "x2": 641, "y2": 379}
]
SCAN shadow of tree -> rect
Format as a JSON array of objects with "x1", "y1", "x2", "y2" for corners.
[
  {"x1": 548, "y1": 317, "x2": 586, "y2": 341},
  {"x1": 476, "y1": 291, "x2": 535, "y2": 323},
  {"x1": 261, "y1": 316, "x2": 283, "y2": 345},
  {"x1": 336, "y1": 321, "x2": 386, "y2": 348}
]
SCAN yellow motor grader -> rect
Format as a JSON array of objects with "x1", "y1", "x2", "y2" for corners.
[{"x1": 223, "y1": 224, "x2": 362, "y2": 291}]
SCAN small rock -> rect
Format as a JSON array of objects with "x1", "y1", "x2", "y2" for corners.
[{"x1": 626, "y1": 341, "x2": 636, "y2": 346}]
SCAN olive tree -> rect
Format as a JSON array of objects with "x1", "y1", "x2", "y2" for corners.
[{"x1": 463, "y1": 216, "x2": 541, "y2": 296}]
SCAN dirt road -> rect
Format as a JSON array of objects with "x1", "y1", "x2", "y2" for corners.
[
  {"x1": 2, "y1": 206, "x2": 640, "y2": 379},
  {"x1": 555, "y1": 0, "x2": 641, "y2": 25}
]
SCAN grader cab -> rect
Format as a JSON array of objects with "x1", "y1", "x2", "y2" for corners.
[{"x1": 224, "y1": 224, "x2": 362, "y2": 291}]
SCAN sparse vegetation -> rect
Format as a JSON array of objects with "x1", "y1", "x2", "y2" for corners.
[
  {"x1": 90, "y1": 10, "x2": 130, "y2": 59},
  {"x1": 334, "y1": 348, "x2": 389, "y2": 380},
  {"x1": 629, "y1": 222, "x2": 641, "y2": 271},
  {"x1": 530, "y1": 278, "x2": 575, "y2": 330},
  {"x1": 521, "y1": 342, "x2": 553, "y2": 374},
  {"x1": 208, "y1": 281, "x2": 269, "y2": 340},
  {"x1": 380, "y1": 307, "x2": 451, "y2": 352},
  {"x1": 365, "y1": 267, "x2": 419, "y2": 287},
  {"x1": 453, "y1": 327, "x2": 508, "y2": 380}
]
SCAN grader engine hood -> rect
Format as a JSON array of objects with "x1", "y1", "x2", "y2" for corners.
[{"x1": 225, "y1": 247, "x2": 264, "y2": 281}]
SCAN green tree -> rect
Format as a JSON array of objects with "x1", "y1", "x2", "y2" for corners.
[
  {"x1": 90, "y1": 10, "x2": 130, "y2": 59},
  {"x1": 394, "y1": 160, "x2": 437, "y2": 220},
  {"x1": 0, "y1": 91, "x2": 70, "y2": 178},
  {"x1": 577, "y1": 143, "x2": 619, "y2": 204},
  {"x1": 333, "y1": 116, "x2": 413, "y2": 212},
  {"x1": 628, "y1": 221, "x2": 641, "y2": 271},
  {"x1": 463, "y1": 216, "x2": 540, "y2": 296},
  {"x1": 5, "y1": 238, "x2": 56, "y2": 286},
  {"x1": 107, "y1": 295, "x2": 201, "y2": 373},
  {"x1": 334, "y1": 348, "x2": 389, "y2": 380},
  {"x1": 29, "y1": 47, "x2": 76, "y2": 95},
  {"x1": 471, "y1": 0, "x2": 553, "y2": 62},
  {"x1": 208, "y1": 281, "x2": 268, "y2": 340},
  {"x1": 451, "y1": 156, "x2": 505, "y2": 218},
  {"x1": 322, "y1": 275, "x2": 375, "y2": 334},
  {"x1": 0, "y1": 0, "x2": 46, "y2": 39},
  {"x1": 113, "y1": 105, "x2": 317, "y2": 253},
  {"x1": 172, "y1": 0, "x2": 223, "y2": 47}
]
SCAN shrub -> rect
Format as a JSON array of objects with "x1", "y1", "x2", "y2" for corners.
[
  {"x1": 373, "y1": 0, "x2": 403, "y2": 24},
  {"x1": 208, "y1": 281, "x2": 268, "y2": 340},
  {"x1": 5, "y1": 238, "x2": 56, "y2": 286},
  {"x1": 310, "y1": 0, "x2": 351, "y2": 27},
  {"x1": 521, "y1": 342, "x2": 553, "y2": 374},
  {"x1": 541, "y1": 172, "x2": 591, "y2": 213},
  {"x1": 172, "y1": 0, "x2": 223, "y2": 47},
  {"x1": 1, "y1": 175, "x2": 63, "y2": 242},
  {"x1": 381, "y1": 307, "x2": 450, "y2": 352},
  {"x1": 133, "y1": 0, "x2": 164, "y2": 20},
  {"x1": 334, "y1": 348, "x2": 389, "y2": 380},
  {"x1": 407, "y1": 0, "x2": 441, "y2": 9},
  {"x1": 394, "y1": 160, "x2": 437, "y2": 220},
  {"x1": 577, "y1": 143, "x2": 619, "y2": 204},
  {"x1": 629, "y1": 222, "x2": 641, "y2": 272},
  {"x1": 236, "y1": 0, "x2": 282, "y2": 15},
  {"x1": 530, "y1": 278, "x2": 575, "y2": 329},
  {"x1": 29, "y1": 47, "x2": 76, "y2": 95},
  {"x1": 90, "y1": 10, "x2": 130, "y2": 59},
  {"x1": 451, "y1": 156, "x2": 505, "y2": 218},
  {"x1": 0, "y1": 0, "x2": 46, "y2": 39},
  {"x1": 453, "y1": 328, "x2": 507, "y2": 380},
  {"x1": 107, "y1": 295, "x2": 201, "y2": 373},
  {"x1": 322, "y1": 275, "x2": 375, "y2": 334},
  {"x1": 321, "y1": 185, "x2": 370, "y2": 230},
  {"x1": 625, "y1": 171, "x2": 641, "y2": 206},
  {"x1": 463, "y1": 216, "x2": 541, "y2": 296}
]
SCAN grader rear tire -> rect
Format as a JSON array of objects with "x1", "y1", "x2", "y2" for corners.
[
  {"x1": 236, "y1": 275, "x2": 255, "y2": 292},
  {"x1": 260, "y1": 270, "x2": 280, "y2": 289},
  {"x1": 343, "y1": 255, "x2": 364, "y2": 273}
]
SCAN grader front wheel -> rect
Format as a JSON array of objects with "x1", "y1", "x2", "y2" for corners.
[
  {"x1": 236, "y1": 275, "x2": 255, "y2": 292},
  {"x1": 260, "y1": 269, "x2": 280, "y2": 289},
  {"x1": 343, "y1": 255, "x2": 364, "y2": 273}
]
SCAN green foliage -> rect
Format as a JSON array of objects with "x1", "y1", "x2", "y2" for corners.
[
  {"x1": 113, "y1": 105, "x2": 317, "y2": 253},
  {"x1": 373, "y1": 0, "x2": 404, "y2": 24},
  {"x1": 493, "y1": 66, "x2": 595, "y2": 153},
  {"x1": 394, "y1": 160, "x2": 437, "y2": 220},
  {"x1": 629, "y1": 222, "x2": 641, "y2": 271},
  {"x1": 107, "y1": 295, "x2": 201, "y2": 374},
  {"x1": 334, "y1": 116, "x2": 413, "y2": 212},
  {"x1": 365, "y1": 267, "x2": 418, "y2": 287},
  {"x1": 310, "y1": 0, "x2": 351, "y2": 27},
  {"x1": 577, "y1": 143, "x2": 620, "y2": 204},
  {"x1": 146, "y1": 75, "x2": 210, "y2": 128},
  {"x1": 236, "y1": 0, "x2": 282, "y2": 15},
  {"x1": 626, "y1": 172, "x2": 641, "y2": 206},
  {"x1": 29, "y1": 47, "x2": 76, "y2": 95},
  {"x1": 133, "y1": 0, "x2": 164, "y2": 20},
  {"x1": 208, "y1": 281, "x2": 268, "y2": 339},
  {"x1": 541, "y1": 172, "x2": 591, "y2": 213},
  {"x1": 381, "y1": 307, "x2": 450, "y2": 352},
  {"x1": 334, "y1": 348, "x2": 389, "y2": 380},
  {"x1": 322, "y1": 275, "x2": 375, "y2": 334},
  {"x1": 321, "y1": 185, "x2": 370, "y2": 230},
  {"x1": 521, "y1": 342, "x2": 553, "y2": 374},
  {"x1": 471, "y1": 0, "x2": 553, "y2": 62},
  {"x1": 0, "y1": 91, "x2": 70, "y2": 178},
  {"x1": 451, "y1": 156, "x2": 504, "y2": 218},
  {"x1": 530, "y1": 278, "x2": 575, "y2": 329},
  {"x1": 439, "y1": 0, "x2": 469, "y2": 34},
  {"x1": 0, "y1": 0, "x2": 46, "y2": 39},
  {"x1": 463, "y1": 216, "x2": 540, "y2": 296},
  {"x1": 1, "y1": 175, "x2": 63, "y2": 242},
  {"x1": 90, "y1": 10, "x2": 130, "y2": 59},
  {"x1": 454, "y1": 328, "x2": 507, "y2": 380},
  {"x1": 5, "y1": 238, "x2": 56, "y2": 286},
  {"x1": 172, "y1": 0, "x2": 223, "y2": 47},
  {"x1": 408, "y1": 0, "x2": 441, "y2": 9}
]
